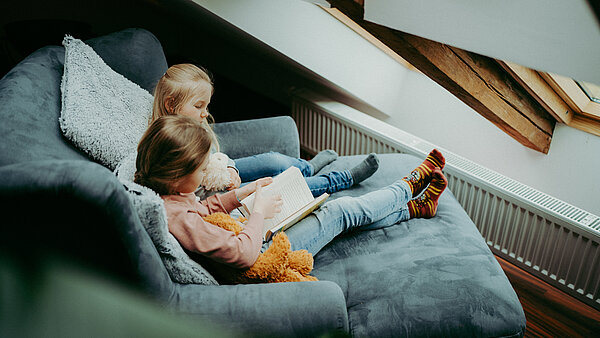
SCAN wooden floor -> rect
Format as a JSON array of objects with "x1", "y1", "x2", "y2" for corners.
[{"x1": 495, "y1": 255, "x2": 600, "y2": 337}]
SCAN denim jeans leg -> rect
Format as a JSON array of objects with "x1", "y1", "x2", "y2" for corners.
[
  {"x1": 234, "y1": 152, "x2": 313, "y2": 182},
  {"x1": 305, "y1": 170, "x2": 353, "y2": 197},
  {"x1": 359, "y1": 207, "x2": 410, "y2": 231},
  {"x1": 273, "y1": 180, "x2": 412, "y2": 255}
]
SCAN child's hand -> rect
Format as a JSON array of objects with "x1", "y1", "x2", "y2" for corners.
[
  {"x1": 253, "y1": 177, "x2": 273, "y2": 190},
  {"x1": 252, "y1": 184, "x2": 283, "y2": 219},
  {"x1": 235, "y1": 177, "x2": 273, "y2": 201},
  {"x1": 226, "y1": 168, "x2": 241, "y2": 190}
]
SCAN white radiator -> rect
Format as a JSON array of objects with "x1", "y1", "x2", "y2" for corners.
[{"x1": 291, "y1": 90, "x2": 600, "y2": 310}]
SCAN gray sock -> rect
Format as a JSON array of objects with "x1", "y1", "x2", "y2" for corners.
[
  {"x1": 309, "y1": 149, "x2": 338, "y2": 174},
  {"x1": 349, "y1": 153, "x2": 379, "y2": 185}
]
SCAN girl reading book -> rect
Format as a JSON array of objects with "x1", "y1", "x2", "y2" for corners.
[
  {"x1": 151, "y1": 63, "x2": 379, "y2": 197},
  {"x1": 135, "y1": 115, "x2": 448, "y2": 271}
]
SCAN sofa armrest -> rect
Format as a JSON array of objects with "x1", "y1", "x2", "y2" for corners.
[
  {"x1": 0, "y1": 160, "x2": 174, "y2": 301},
  {"x1": 212, "y1": 116, "x2": 300, "y2": 159},
  {"x1": 173, "y1": 280, "x2": 348, "y2": 336}
]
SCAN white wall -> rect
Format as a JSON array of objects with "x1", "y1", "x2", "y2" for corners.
[
  {"x1": 195, "y1": 0, "x2": 600, "y2": 216},
  {"x1": 192, "y1": 0, "x2": 410, "y2": 117},
  {"x1": 382, "y1": 70, "x2": 600, "y2": 216}
]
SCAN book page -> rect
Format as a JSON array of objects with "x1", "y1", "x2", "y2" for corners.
[{"x1": 240, "y1": 167, "x2": 314, "y2": 235}]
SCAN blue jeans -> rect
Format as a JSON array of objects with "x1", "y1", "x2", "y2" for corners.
[
  {"x1": 234, "y1": 152, "x2": 353, "y2": 197},
  {"x1": 262, "y1": 180, "x2": 412, "y2": 255}
]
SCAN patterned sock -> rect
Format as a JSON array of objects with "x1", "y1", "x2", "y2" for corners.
[
  {"x1": 407, "y1": 168, "x2": 448, "y2": 219},
  {"x1": 349, "y1": 153, "x2": 379, "y2": 185},
  {"x1": 402, "y1": 149, "x2": 445, "y2": 197},
  {"x1": 309, "y1": 149, "x2": 338, "y2": 174}
]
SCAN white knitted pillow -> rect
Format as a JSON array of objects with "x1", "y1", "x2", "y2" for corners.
[
  {"x1": 59, "y1": 36, "x2": 153, "y2": 170},
  {"x1": 114, "y1": 151, "x2": 137, "y2": 182},
  {"x1": 120, "y1": 178, "x2": 219, "y2": 285}
]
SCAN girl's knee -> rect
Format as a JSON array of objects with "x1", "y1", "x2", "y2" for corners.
[
  {"x1": 322, "y1": 197, "x2": 358, "y2": 216},
  {"x1": 323, "y1": 196, "x2": 351, "y2": 210},
  {"x1": 322, "y1": 196, "x2": 376, "y2": 223},
  {"x1": 261, "y1": 152, "x2": 296, "y2": 174}
]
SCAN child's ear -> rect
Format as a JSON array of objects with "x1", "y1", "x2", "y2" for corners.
[{"x1": 164, "y1": 97, "x2": 175, "y2": 114}]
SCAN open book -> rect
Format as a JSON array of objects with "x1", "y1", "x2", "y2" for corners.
[{"x1": 238, "y1": 167, "x2": 329, "y2": 241}]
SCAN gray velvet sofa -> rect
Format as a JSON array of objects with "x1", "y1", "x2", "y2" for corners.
[{"x1": 0, "y1": 28, "x2": 526, "y2": 337}]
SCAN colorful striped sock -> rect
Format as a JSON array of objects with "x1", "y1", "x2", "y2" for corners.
[
  {"x1": 402, "y1": 149, "x2": 445, "y2": 197},
  {"x1": 407, "y1": 167, "x2": 448, "y2": 219}
]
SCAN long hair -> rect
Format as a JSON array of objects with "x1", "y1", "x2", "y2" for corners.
[
  {"x1": 134, "y1": 115, "x2": 213, "y2": 195},
  {"x1": 152, "y1": 63, "x2": 219, "y2": 150}
]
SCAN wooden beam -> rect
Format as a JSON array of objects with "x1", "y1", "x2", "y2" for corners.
[{"x1": 327, "y1": 0, "x2": 555, "y2": 153}]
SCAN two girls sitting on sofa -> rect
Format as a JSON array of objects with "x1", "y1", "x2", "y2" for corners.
[{"x1": 133, "y1": 64, "x2": 448, "y2": 273}]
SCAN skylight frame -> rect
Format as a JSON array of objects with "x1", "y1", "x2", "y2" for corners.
[{"x1": 541, "y1": 72, "x2": 600, "y2": 118}]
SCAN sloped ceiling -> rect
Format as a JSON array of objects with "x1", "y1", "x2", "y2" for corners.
[{"x1": 365, "y1": 0, "x2": 600, "y2": 85}]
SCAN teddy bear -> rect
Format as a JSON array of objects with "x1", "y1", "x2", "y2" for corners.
[
  {"x1": 202, "y1": 212, "x2": 318, "y2": 284},
  {"x1": 196, "y1": 152, "x2": 232, "y2": 191}
]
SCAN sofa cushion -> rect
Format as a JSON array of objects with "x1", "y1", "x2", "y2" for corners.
[
  {"x1": 120, "y1": 178, "x2": 219, "y2": 285},
  {"x1": 312, "y1": 153, "x2": 526, "y2": 337},
  {"x1": 114, "y1": 151, "x2": 138, "y2": 182},
  {"x1": 59, "y1": 36, "x2": 153, "y2": 170},
  {"x1": 0, "y1": 28, "x2": 168, "y2": 168}
]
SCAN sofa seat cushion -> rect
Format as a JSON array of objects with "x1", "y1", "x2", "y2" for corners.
[{"x1": 312, "y1": 154, "x2": 526, "y2": 337}]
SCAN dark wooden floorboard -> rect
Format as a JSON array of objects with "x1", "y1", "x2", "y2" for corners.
[{"x1": 495, "y1": 255, "x2": 600, "y2": 337}]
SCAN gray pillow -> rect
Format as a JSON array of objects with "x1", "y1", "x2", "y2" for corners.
[
  {"x1": 120, "y1": 178, "x2": 219, "y2": 285},
  {"x1": 59, "y1": 35, "x2": 153, "y2": 170}
]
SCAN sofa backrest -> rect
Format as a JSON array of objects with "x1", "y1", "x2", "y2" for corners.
[
  {"x1": 0, "y1": 28, "x2": 168, "y2": 167},
  {"x1": 0, "y1": 45, "x2": 82, "y2": 166}
]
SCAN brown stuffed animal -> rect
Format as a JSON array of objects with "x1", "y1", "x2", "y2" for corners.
[{"x1": 202, "y1": 212, "x2": 318, "y2": 284}]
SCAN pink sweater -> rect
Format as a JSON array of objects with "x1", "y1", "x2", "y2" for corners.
[{"x1": 162, "y1": 191, "x2": 264, "y2": 269}]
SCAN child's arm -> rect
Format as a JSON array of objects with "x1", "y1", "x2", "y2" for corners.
[
  {"x1": 226, "y1": 157, "x2": 241, "y2": 190},
  {"x1": 199, "y1": 176, "x2": 275, "y2": 214},
  {"x1": 169, "y1": 210, "x2": 265, "y2": 269},
  {"x1": 234, "y1": 177, "x2": 273, "y2": 201},
  {"x1": 200, "y1": 190, "x2": 242, "y2": 214},
  {"x1": 226, "y1": 167, "x2": 241, "y2": 190},
  {"x1": 173, "y1": 178, "x2": 281, "y2": 268}
]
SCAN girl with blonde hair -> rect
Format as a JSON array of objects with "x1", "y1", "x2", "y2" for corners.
[{"x1": 152, "y1": 63, "x2": 380, "y2": 197}]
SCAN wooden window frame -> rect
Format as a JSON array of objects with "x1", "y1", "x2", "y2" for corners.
[
  {"x1": 503, "y1": 61, "x2": 600, "y2": 137},
  {"x1": 540, "y1": 73, "x2": 600, "y2": 136}
]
